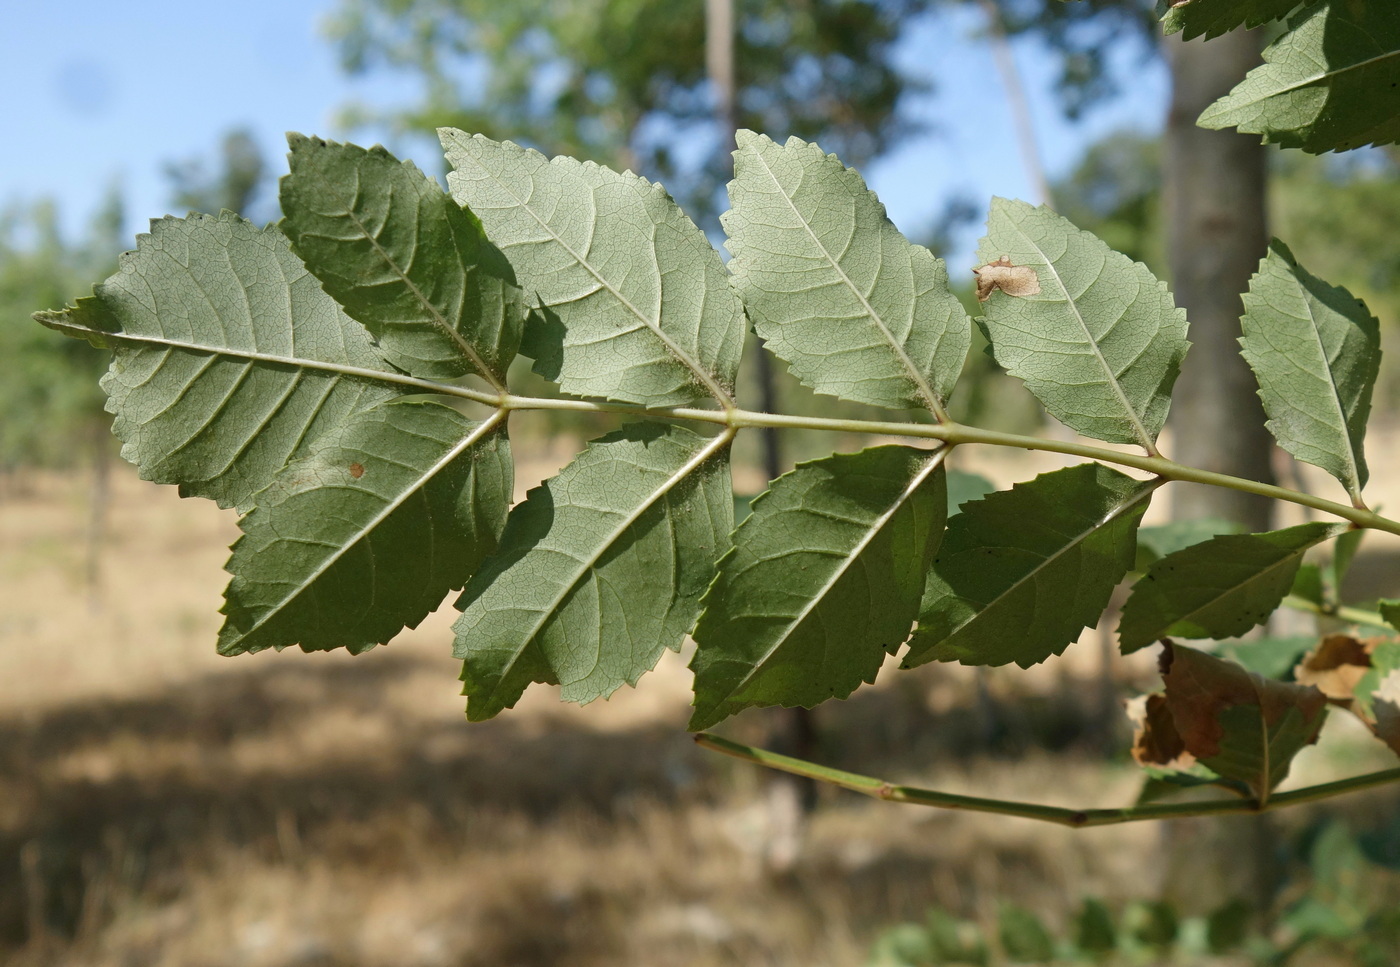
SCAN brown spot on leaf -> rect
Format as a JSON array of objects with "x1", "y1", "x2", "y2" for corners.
[
  {"x1": 1127, "y1": 693, "x2": 1194, "y2": 770},
  {"x1": 1294, "y1": 634, "x2": 1376, "y2": 702},
  {"x1": 974, "y1": 255, "x2": 1041, "y2": 302},
  {"x1": 348, "y1": 462, "x2": 365, "y2": 479}
]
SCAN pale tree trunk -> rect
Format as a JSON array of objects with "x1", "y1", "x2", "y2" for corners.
[
  {"x1": 1160, "y1": 27, "x2": 1281, "y2": 916},
  {"x1": 1163, "y1": 29, "x2": 1274, "y2": 532}
]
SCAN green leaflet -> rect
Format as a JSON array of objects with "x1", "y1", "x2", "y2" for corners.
[
  {"x1": 945, "y1": 469, "x2": 995, "y2": 515},
  {"x1": 280, "y1": 135, "x2": 525, "y2": 385},
  {"x1": 439, "y1": 130, "x2": 746, "y2": 407},
  {"x1": 1157, "y1": 0, "x2": 1304, "y2": 41},
  {"x1": 976, "y1": 198, "x2": 1189, "y2": 450},
  {"x1": 220, "y1": 401, "x2": 511, "y2": 656},
  {"x1": 1240, "y1": 240, "x2": 1381, "y2": 500},
  {"x1": 1119, "y1": 521, "x2": 1347, "y2": 653},
  {"x1": 454, "y1": 423, "x2": 734, "y2": 721},
  {"x1": 1199, "y1": 1, "x2": 1400, "y2": 153},
  {"x1": 1379, "y1": 599, "x2": 1400, "y2": 633},
  {"x1": 1135, "y1": 518, "x2": 1244, "y2": 572},
  {"x1": 723, "y1": 131, "x2": 970, "y2": 417},
  {"x1": 906, "y1": 463, "x2": 1155, "y2": 670},
  {"x1": 689, "y1": 445, "x2": 948, "y2": 731},
  {"x1": 35, "y1": 213, "x2": 403, "y2": 511}
]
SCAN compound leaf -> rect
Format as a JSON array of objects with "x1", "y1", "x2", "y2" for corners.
[
  {"x1": 280, "y1": 134, "x2": 525, "y2": 384},
  {"x1": 1158, "y1": 0, "x2": 1304, "y2": 41},
  {"x1": 220, "y1": 400, "x2": 511, "y2": 656},
  {"x1": 35, "y1": 213, "x2": 404, "y2": 510},
  {"x1": 1119, "y1": 522, "x2": 1346, "y2": 653},
  {"x1": 455, "y1": 423, "x2": 734, "y2": 721},
  {"x1": 689, "y1": 446, "x2": 948, "y2": 730},
  {"x1": 1157, "y1": 642, "x2": 1328, "y2": 800},
  {"x1": 1240, "y1": 240, "x2": 1381, "y2": 500},
  {"x1": 1199, "y1": 2, "x2": 1400, "y2": 153},
  {"x1": 723, "y1": 131, "x2": 970, "y2": 416},
  {"x1": 976, "y1": 198, "x2": 1188, "y2": 449},
  {"x1": 440, "y1": 129, "x2": 746, "y2": 407},
  {"x1": 906, "y1": 463, "x2": 1155, "y2": 669}
]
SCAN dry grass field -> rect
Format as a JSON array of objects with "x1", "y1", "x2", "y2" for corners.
[{"x1": 4, "y1": 433, "x2": 1400, "y2": 966}]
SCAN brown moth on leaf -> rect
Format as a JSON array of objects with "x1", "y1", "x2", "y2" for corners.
[{"x1": 973, "y1": 255, "x2": 1041, "y2": 302}]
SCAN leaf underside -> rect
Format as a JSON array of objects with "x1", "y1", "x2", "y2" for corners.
[
  {"x1": 906, "y1": 463, "x2": 1156, "y2": 670},
  {"x1": 1157, "y1": 0, "x2": 1303, "y2": 41},
  {"x1": 280, "y1": 134, "x2": 525, "y2": 383},
  {"x1": 454, "y1": 423, "x2": 734, "y2": 722},
  {"x1": 36, "y1": 213, "x2": 405, "y2": 511},
  {"x1": 723, "y1": 131, "x2": 970, "y2": 415},
  {"x1": 440, "y1": 129, "x2": 746, "y2": 407},
  {"x1": 689, "y1": 445, "x2": 948, "y2": 730},
  {"x1": 1199, "y1": 2, "x2": 1400, "y2": 153},
  {"x1": 1239, "y1": 239, "x2": 1380, "y2": 498},
  {"x1": 976, "y1": 198, "x2": 1188, "y2": 449},
  {"x1": 1119, "y1": 522, "x2": 1346, "y2": 653},
  {"x1": 220, "y1": 400, "x2": 511, "y2": 656}
]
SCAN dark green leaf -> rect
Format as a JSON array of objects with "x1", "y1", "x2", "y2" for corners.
[
  {"x1": 220, "y1": 401, "x2": 510, "y2": 655},
  {"x1": 976, "y1": 198, "x2": 1188, "y2": 449},
  {"x1": 440, "y1": 130, "x2": 746, "y2": 407},
  {"x1": 1206, "y1": 898, "x2": 1253, "y2": 954},
  {"x1": 1119, "y1": 522, "x2": 1346, "y2": 653},
  {"x1": 689, "y1": 446, "x2": 948, "y2": 730},
  {"x1": 35, "y1": 213, "x2": 404, "y2": 510},
  {"x1": 455, "y1": 423, "x2": 733, "y2": 721},
  {"x1": 1135, "y1": 517, "x2": 1244, "y2": 572},
  {"x1": 723, "y1": 131, "x2": 970, "y2": 415},
  {"x1": 1199, "y1": 2, "x2": 1400, "y2": 153},
  {"x1": 906, "y1": 463, "x2": 1155, "y2": 669},
  {"x1": 998, "y1": 905, "x2": 1055, "y2": 962},
  {"x1": 1239, "y1": 240, "x2": 1381, "y2": 499},
  {"x1": 280, "y1": 134, "x2": 525, "y2": 383},
  {"x1": 1075, "y1": 898, "x2": 1118, "y2": 955},
  {"x1": 1158, "y1": 0, "x2": 1304, "y2": 41}
]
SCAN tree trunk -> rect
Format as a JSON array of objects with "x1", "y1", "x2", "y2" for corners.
[
  {"x1": 1159, "y1": 27, "x2": 1282, "y2": 917},
  {"x1": 1163, "y1": 29, "x2": 1274, "y2": 532}
]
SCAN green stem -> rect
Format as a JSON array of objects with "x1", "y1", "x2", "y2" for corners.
[
  {"x1": 694, "y1": 733, "x2": 1400, "y2": 828},
  {"x1": 1282, "y1": 594, "x2": 1394, "y2": 631},
  {"x1": 485, "y1": 392, "x2": 1400, "y2": 537}
]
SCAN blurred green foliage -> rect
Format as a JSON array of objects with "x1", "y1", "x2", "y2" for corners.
[
  {"x1": 868, "y1": 818, "x2": 1400, "y2": 966},
  {"x1": 0, "y1": 195, "x2": 119, "y2": 471}
]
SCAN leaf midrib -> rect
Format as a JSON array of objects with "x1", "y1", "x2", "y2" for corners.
[
  {"x1": 453, "y1": 141, "x2": 734, "y2": 406},
  {"x1": 465, "y1": 429, "x2": 736, "y2": 696},
  {"x1": 1008, "y1": 221, "x2": 1157, "y2": 451},
  {"x1": 916, "y1": 478, "x2": 1158, "y2": 658},
  {"x1": 225, "y1": 408, "x2": 508, "y2": 649},
  {"x1": 311, "y1": 163, "x2": 505, "y2": 392},
  {"x1": 745, "y1": 141, "x2": 947, "y2": 421},
  {"x1": 707, "y1": 447, "x2": 949, "y2": 714}
]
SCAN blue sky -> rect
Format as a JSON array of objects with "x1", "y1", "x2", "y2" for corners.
[{"x1": 0, "y1": 1, "x2": 1167, "y2": 267}]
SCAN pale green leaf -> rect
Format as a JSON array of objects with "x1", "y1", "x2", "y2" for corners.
[
  {"x1": 1119, "y1": 522, "x2": 1346, "y2": 653},
  {"x1": 219, "y1": 401, "x2": 511, "y2": 656},
  {"x1": 688, "y1": 446, "x2": 948, "y2": 730},
  {"x1": 280, "y1": 134, "x2": 525, "y2": 384},
  {"x1": 1221, "y1": 635, "x2": 1317, "y2": 681},
  {"x1": 722, "y1": 131, "x2": 970, "y2": 416},
  {"x1": 1199, "y1": 2, "x2": 1400, "y2": 153},
  {"x1": 976, "y1": 198, "x2": 1188, "y2": 449},
  {"x1": 439, "y1": 129, "x2": 746, "y2": 407},
  {"x1": 906, "y1": 463, "x2": 1155, "y2": 670},
  {"x1": 945, "y1": 469, "x2": 995, "y2": 514},
  {"x1": 454, "y1": 423, "x2": 734, "y2": 721},
  {"x1": 1157, "y1": 0, "x2": 1303, "y2": 41},
  {"x1": 1240, "y1": 240, "x2": 1381, "y2": 499},
  {"x1": 35, "y1": 213, "x2": 405, "y2": 510}
]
